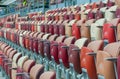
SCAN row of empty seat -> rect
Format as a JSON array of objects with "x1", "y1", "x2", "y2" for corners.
[
  {"x1": 0, "y1": 26, "x2": 120, "y2": 79},
  {"x1": 0, "y1": 0, "x2": 120, "y2": 79},
  {"x1": 0, "y1": 41, "x2": 56, "y2": 79}
]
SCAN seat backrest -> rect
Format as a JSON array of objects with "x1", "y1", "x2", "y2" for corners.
[
  {"x1": 115, "y1": 0, "x2": 120, "y2": 7},
  {"x1": 17, "y1": 56, "x2": 28, "y2": 68},
  {"x1": 63, "y1": 37, "x2": 76, "y2": 46},
  {"x1": 80, "y1": 19, "x2": 95, "y2": 41},
  {"x1": 87, "y1": 40, "x2": 104, "y2": 53},
  {"x1": 103, "y1": 22, "x2": 116, "y2": 43},
  {"x1": 39, "y1": 71, "x2": 56, "y2": 79},
  {"x1": 42, "y1": 34, "x2": 51, "y2": 40},
  {"x1": 104, "y1": 42, "x2": 120, "y2": 57},
  {"x1": 90, "y1": 19, "x2": 106, "y2": 40},
  {"x1": 23, "y1": 60, "x2": 36, "y2": 73},
  {"x1": 115, "y1": 7, "x2": 120, "y2": 18},
  {"x1": 74, "y1": 38, "x2": 88, "y2": 49},
  {"x1": 3, "y1": 45, "x2": 11, "y2": 54},
  {"x1": 6, "y1": 47, "x2": 14, "y2": 56},
  {"x1": 13, "y1": 53, "x2": 22, "y2": 63},
  {"x1": 30, "y1": 64, "x2": 44, "y2": 79},
  {"x1": 80, "y1": 47, "x2": 98, "y2": 79},
  {"x1": 9, "y1": 50, "x2": 17, "y2": 59},
  {"x1": 68, "y1": 44, "x2": 82, "y2": 74},
  {"x1": 105, "y1": 5, "x2": 117, "y2": 21},
  {"x1": 55, "y1": 36, "x2": 66, "y2": 43},
  {"x1": 48, "y1": 35, "x2": 58, "y2": 41},
  {"x1": 37, "y1": 33, "x2": 44, "y2": 39},
  {"x1": 96, "y1": 51, "x2": 116, "y2": 79}
]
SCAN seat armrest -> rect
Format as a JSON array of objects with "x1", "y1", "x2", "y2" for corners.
[
  {"x1": 44, "y1": 41, "x2": 50, "y2": 44},
  {"x1": 39, "y1": 40, "x2": 45, "y2": 42},
  {"x1": 16, "y1": 72, "x2": 30, "y2": 76},
  {"x1": 72, "y1": 48, "x2": 80, "y2": 51},
  {"x1": 110, "y1": 11, "x2": 115, "y2": 13},
  {"x1": 105, "y1": 57, "x2": 117, "y2": 62},
  {"x1": 10, "y1": 67, "x2": 17, "y2": 70},
  {"x1": 110, "y1": 26, "x2": 116, "y2": 29},
  {"x1": 62, "y1": 46, "x2": 69, "y2": 49},
  {"x1": 87, "y1": 52, "x2": 96, "y2": 56},
  {"x1": 5, "y1": 63, "x2": 12, "y2": 65},
  {"x1": 16, "y1": 73, "x2": 25, "y2": 76},
  {"x1": 97, "y1": 26, "x2": 103, "y2": 28},
  {"x1": 52, "y1": 44, "x2": 58, "y2": 46},
  {"x1": 86, "y1": 25, "x2": 91, "y2": 27}
]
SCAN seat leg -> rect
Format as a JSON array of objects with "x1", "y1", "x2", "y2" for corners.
[{"x1": 56, "y1": 65, "x2": 61, "y2": 79}]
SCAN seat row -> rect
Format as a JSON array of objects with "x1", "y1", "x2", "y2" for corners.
[
  {"x1": 13, "y1": 5, "x2": 120, "y2": 43},
  {"x1": 1, "y1": 27, "x2": 120, "y2": 79},
  {"x1": 0, "y1": 41, "x2": 56, "y2": 79}
]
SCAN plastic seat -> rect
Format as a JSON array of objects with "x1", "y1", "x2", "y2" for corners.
[
  {"x1": 103, "y1": 18, "x2": 120, "y2": 43},
  {"x1": 11, "y1": 53, "x2": 22, "y2": 79},
  {"x1": 29, "y1": 64, "x2": 44, "y2": 79},
  {"x1": 80, "y1": 19, "x2": 95, "y2": 41},
  {"x1": 90, "y1": 19, "x2": 106, "y2": 40},
  {"x1": 38, "y1": 34, "x2": 51, "y2": 57},
  {"x1": 44, "y1": 35, "x2": 58, "y2": 60},
  {"x1": 115, "y1": 0, "x2": 120, "y2": 7},
  {"x1": 72, "y1": 19, "x2": 85, "y2": 39},
  {"x1": 39, "y1": 71, "x2": 56, "y2": 79},
  {"x1": 105, "y1": 5, "x2": 117, "y2": 21},
  {"x1": 78, "y1": 40, "x2": 104, "y2": 79},
  {"x1": 16, "y1": 56, "x2": 29, "y2": 79},
  {"x1": 96, "y1": 42, "x2": 120, "y2": 79},
  {"x1": 15, "y1": 59, "x2": 35, "y2": 79}
]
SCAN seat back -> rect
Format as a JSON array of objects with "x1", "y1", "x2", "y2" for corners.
[
  {"x1": 80, "y1": 19, "x2": 95, "y2": 41},
  {"x1": 115, "y1": 7, "x2": 120, "y2": 18},
  {"x1": 115, "y1": 0, "x2": 120, "y2": 7},
  {"x1": 50, "y1": 36, "x2": 66, "y2": 64},
  {"x1": 9, "y1": 50, "x2": 17, "y2": 59},
  {"x1": 30, "y1": 64, "x2": 44, "y2": 79},
  {"x1": 58, "y1": 37, "x2": 76, "y2": 67},
  {"x1": 44, "y1": 35, "x2": 58, "y2": 60},
  {"x1": 97, "y1": 42, "x2": 120, "y2": 79},
  {"x1": 105, "y1": 5, "x2": 117, "y2": 21},
  {"x1": 81, "y1": 47, "x2": 98, "y2": 79},
  {"x1": 74, "y1": 38, "x2": 88, "y2": 49},
  {"x1": 17, "y1": 56, "x2": 28, "y2": 68},
  {"x1": 23, "y1": 60, "x2": 36, "y2": 73},
  {"x1": 90, "y1": 19, "x2": 106, "y2": 40},
  {"x1": 42, "y1": 34, "x2": 51, "y2": 40},
  {"x1": 104, "y1": 42, "x2": 120, "y2": 57},
  {"x1": 39, "y1": 71, "x2": 56, "y2": 79},
  {"x1": 65, "y1": 20, "x2": 77, "y2": 36},
  {"x1": 103, "y1": 23, "x2": 115, "y2": 43},
  {"x1": 12, "y1": 53, "x2": 22, "y2": 79},
  {"x1": 96, "y1": 51, "x2": 115, "y2": 79},
  {"x1": 68, "y1": 44, "x2": 81, "y2": 73},
  {"x1": 72, "y1": 19, "x2": 85, "y2": 39},
  {"x1": 63, "y1": 36, "x2": 76, "y2": 46}
]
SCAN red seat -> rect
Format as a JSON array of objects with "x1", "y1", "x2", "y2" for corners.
[
  {"x1": 50, "y1": 36, "x2": 66, "y2": 64},
  {"x1": 80, "y1": 40, "x2": 104, "y2": 79},
  {"x1": 72, "y1": 19, "x2": 85, "y2": 39},
  {"x1": 103, "y1": 21, "x2": 117, "y2": 43},
  {"x1": 58, "y1": 37, "x2": 76, "y2": 68}
]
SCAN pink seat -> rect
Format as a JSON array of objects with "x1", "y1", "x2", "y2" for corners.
[{"x1": 39, "y1": 71, "x2": 56, "y2": 79}]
